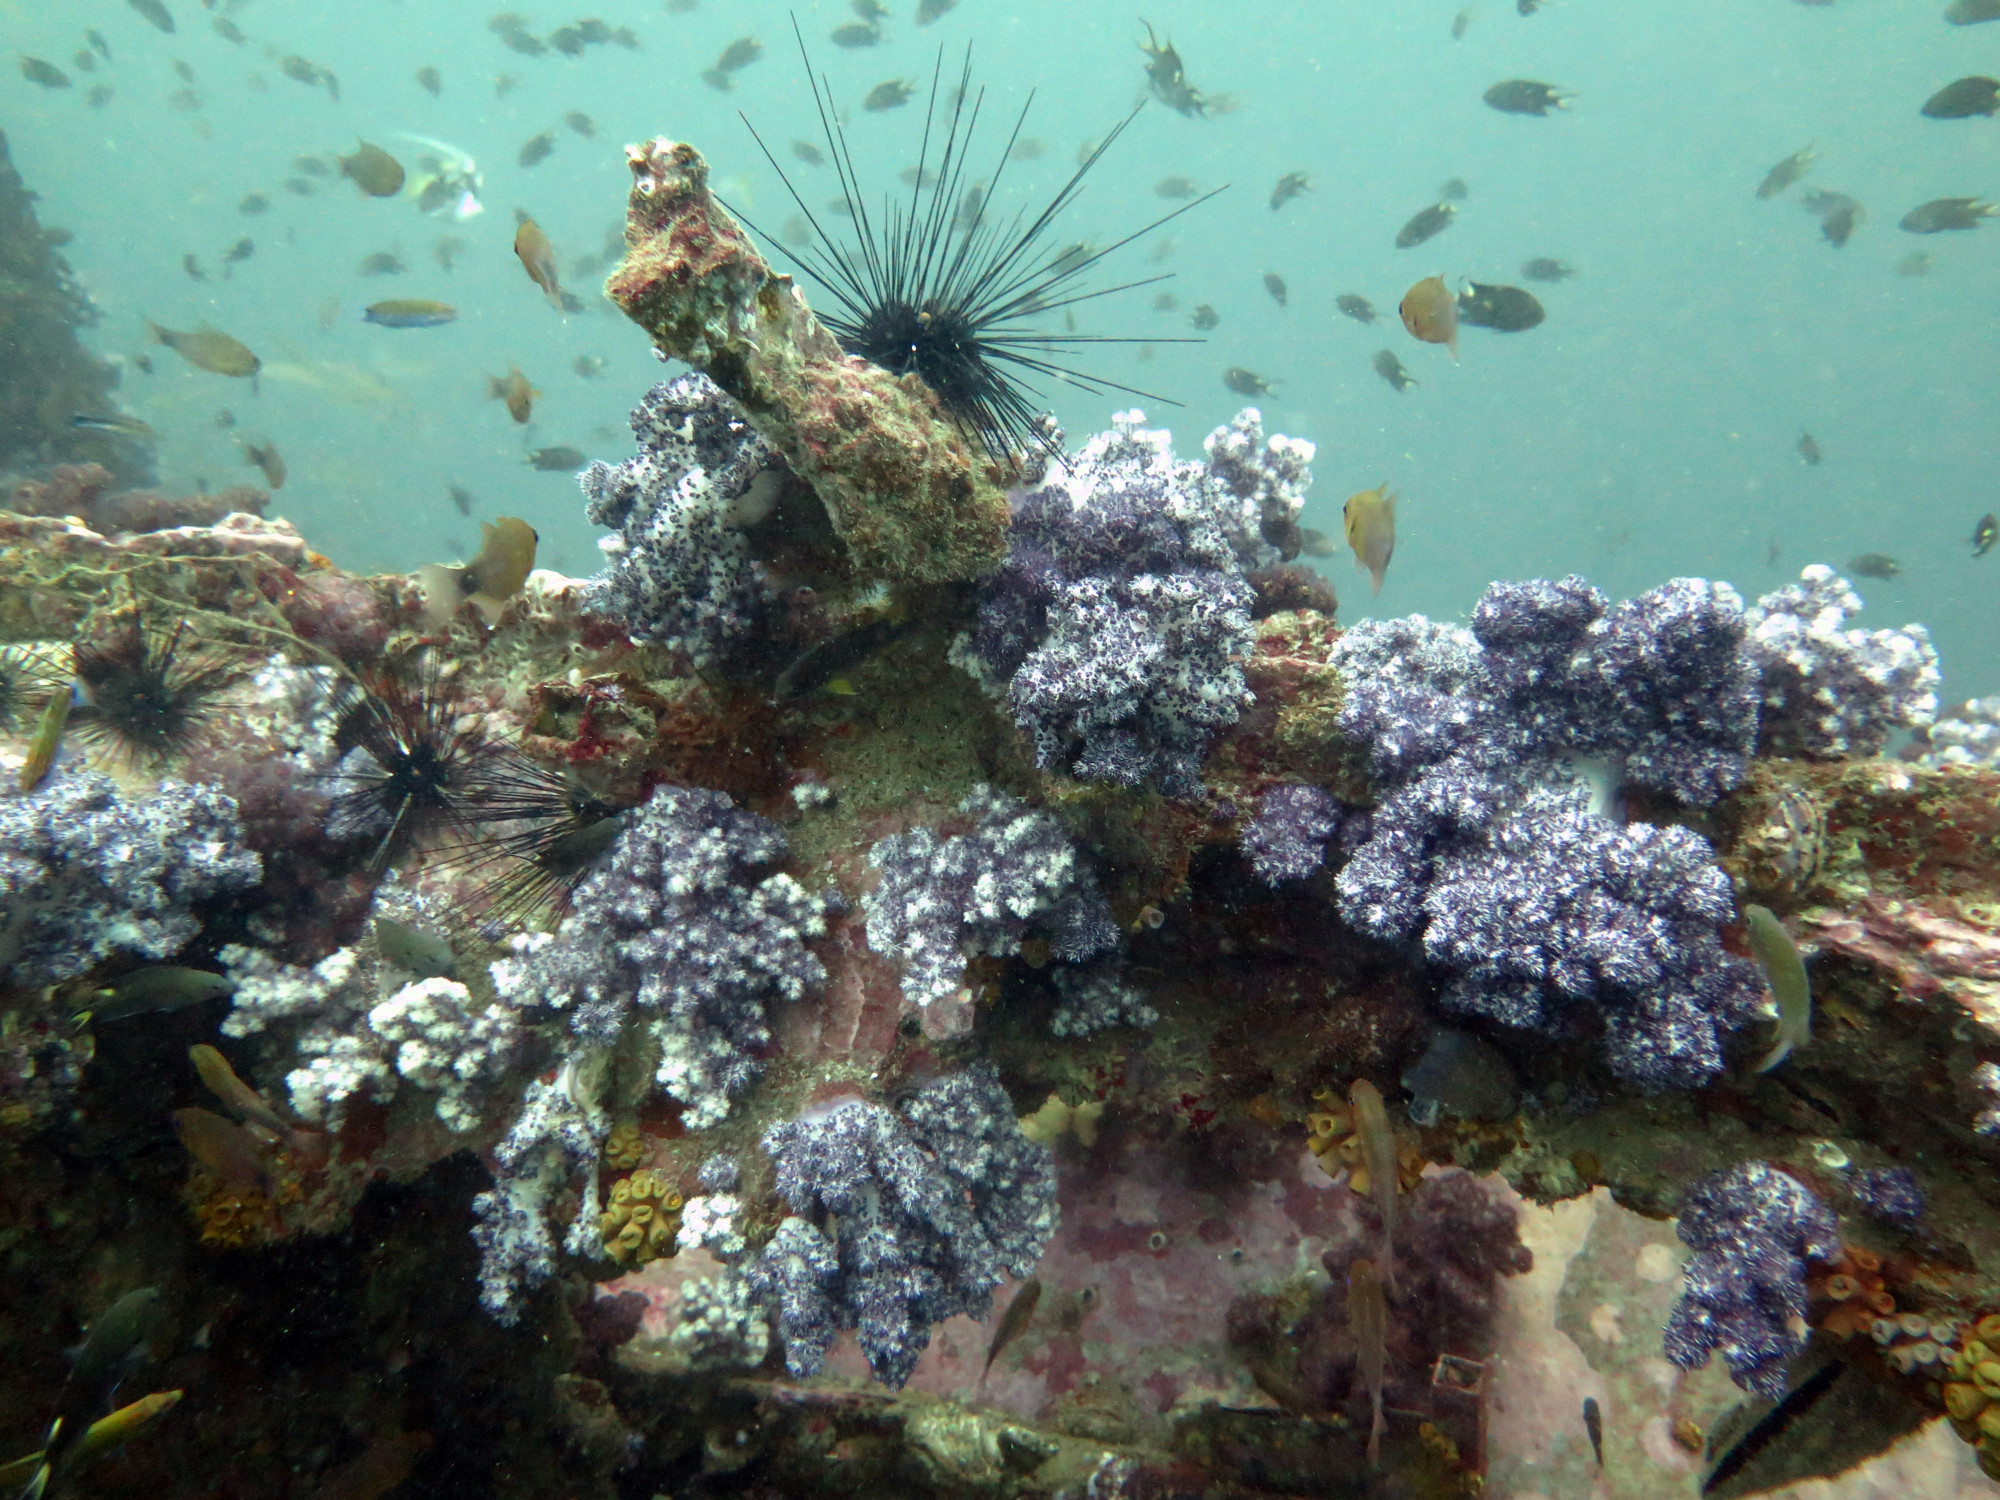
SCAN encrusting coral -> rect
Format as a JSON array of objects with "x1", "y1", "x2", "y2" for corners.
[{"x1": 599, "y1": 1167, "x2": 682, "y2": 1267}]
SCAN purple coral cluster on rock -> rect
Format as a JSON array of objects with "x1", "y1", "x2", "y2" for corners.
[
  {"x1": 1847, "y1": 1165, "x2": 1925, "y2": 1229},
  {"x1": 0, "y1": 765, "x2": 261, "y2": 988},
  {"x1": 953, "y1": 409, "x2": 1306, "y2": 797},
  {"x1": 861, "y1": 784, "x2": 1117, "y2": 1009},
  {"x1": 1420, "y1": 789, "x2": 1762, "y2": 1090},
  {"x1": 1663, "y1": 1161, "x2": 1839, "y2": 1400},
  {"x1": 748, "y1": 1062, "x2": 1059, "y2": 1387},
  {"x1": 1333, "y1": 579, "x2": 1769, "y2": 1089},
  {"x1": 492, "y1": 783, "x2": 837, "y2": 1130},
  {"x1": 577, "y1": 372, "x2": 782, "y2": 669},
  {"x1": 1744, "y1": 565, "x2": 1941, "y2": 759},
  {"x1": 1331, "y1": 566, "x2": 1941, "y2": 1090},
  {"x1": 1241, "y1": 783, "x2": 1348, "y2": 885}
]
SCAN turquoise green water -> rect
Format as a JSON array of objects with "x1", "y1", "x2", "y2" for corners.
[{"x1": 8, "y1": 0, "x2": 1995, "y2": 694}]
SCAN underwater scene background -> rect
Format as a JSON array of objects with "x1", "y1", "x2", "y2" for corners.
[
  {"x1": 4, "y1": 0, "x2": 2000, "y2": 1498},
  {"x1": 5, "y1": 0, "x2": 1997, "y2": 691}
]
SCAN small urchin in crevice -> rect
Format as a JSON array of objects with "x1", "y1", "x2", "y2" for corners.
[
  {"x1": 739, "y1": 28, "x2": 1221, "y2": 466},
  {"x1": 70, "y1": 614, "x2": 245, "y2": 767}
]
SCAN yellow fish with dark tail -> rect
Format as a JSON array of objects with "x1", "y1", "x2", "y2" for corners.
[{"x1": 1343, "y1": 486, "x2": 1397, "y2": 595}]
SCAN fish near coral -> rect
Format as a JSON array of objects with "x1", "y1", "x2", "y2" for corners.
[
  {"x1": 19, "y1": 56, "x2": 71, "y2": 89},
  {"x1": 1270, "y1": 171, "x2": 1311, "y2": 211},
  {"x1": 1745, "y1": 903, "x2": 1811, "y2": 1072},
  {"x1": 340, "y1": 142, "x2": 406, "y2": 198},
  {"x1": 1347, "y1": 1256, "x2": 1387, "y2": 1468},
  {"x1": 374, "y1": 917, "x2": 456, "y2": 979},
  {"x1": 1456, "y1": 281, "x2": 1544, "y2": 331},
  {"x1": 983, "y1": 1278, "x2": 1041, "y2": 1377},
  {"x1": 864, "y1": 78, "x2": 915, "y2": 110},
  {"x1": 189, "y1": 1045, "x2": 305, "y2": 1150},
  {"x1": 1223, "y1": 367, "x2": 1273, "y2": 396},
  {"x1": 1372, "y1": 348, "x2": 1415, "y2": 391},
  {"x1": 513, "y1": 216, "x2": 563, "y2": 307},
  {"x1": 77, "y1": 966, "x2": 234, "y2": 1024},
  {"x1": 526, "y1": 445, "x2": 584, "y2": 470},
  {"x1": 1395, "y1": 202, "x2": 1454, "y2": 249},
  {"x1": 487, "y1": 366, "x2": 538, "y2": 423},
  {"x1": 1348, "y1": 1080, "x2": 1400, "y2": 1285},
  {"x1": 1848, "y1": 551, "x2": 1900, "y2": 579},
  {"x1": 17, "y1": 679, "x2": 74, "y2": 793},
  {"x1": 1399, "y1": 275, "x2": 1457, "y2": 354},
  {"x1": 1344, "y1": 487, "x2": 1395, "y2": 595},
  {"x1": 363, "y1": 298, "x2": 456, "y2": 328},
  {"x1": 416, "y1": 517, "x2": 537, "y2": 630},
  {"x1": 1900, "y1": 197, "x2": 1996, "y2": 232},
  {"x1": 1757, "y1": 146, "x2": 1815, "y2": 200},
  {"x1": 147, "y1": 321, "x2": 260, "y2": 378},
  {"x1": 172, "y1": 1106, "x2": 272, "y2": 1196},
  {"x1": 1139, "y1": 20, "x2": 1210, "y2": 116},
  {"x1": 126, "y1": 0, "x2": 174, "y2": 32}
]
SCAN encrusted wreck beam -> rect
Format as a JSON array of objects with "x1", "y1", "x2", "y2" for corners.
[{"x1": 606, "y1": 138, "x2": 1011, "y2": 587}]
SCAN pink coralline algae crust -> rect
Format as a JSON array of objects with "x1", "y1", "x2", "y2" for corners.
[
  {"x1": 604, "y1": 137, "x2": 1009, "y2": 586},
  {"x1": 1801, "y1": 898, "x2": 2000, "y2": 1022}
]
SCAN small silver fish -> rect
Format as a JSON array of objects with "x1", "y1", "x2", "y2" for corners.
[
  {"x1": 1348, "y1": 1257, "x2": 1387, "y2": 1469},
  {"x1": 1746, "y1": 905, "x2": 1810, "y2": 1072},
  {"x1": 983, "y1": 1278, "x2": 1041, "y2": 1377}
]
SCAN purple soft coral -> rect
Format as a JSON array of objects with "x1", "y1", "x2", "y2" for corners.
[
  {"x1": 578, "y1": 372, "x2": 783, "y2": 670},
  {"x1": 1663, "y1": 1162, "x2": 1839, "y2": 1400},
  {"x1": 861, "y1": 785, "x2": 1117, "y2": 1010},
  {"x1": 952, "y1": 410, "x2": 1276, "y2": 797},
  {"x1": 1330, "y1": 577, "x2": 1786, "y2": 1089},
  {"x1": 751, "y1": 1063, "x2": 1058, "y2": 1387},
  {"x1": 1241, "y1": 783, "x2": 1347, "y2": 885}
]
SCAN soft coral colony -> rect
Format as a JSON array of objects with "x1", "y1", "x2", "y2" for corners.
[{"x1": 3, "y1": 117, "x2": 2000, "y2": 1500}]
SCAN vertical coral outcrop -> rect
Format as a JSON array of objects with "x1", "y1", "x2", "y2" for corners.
[{"x1": 604, "y1": 138, "x2": 1009, "y2": 585}]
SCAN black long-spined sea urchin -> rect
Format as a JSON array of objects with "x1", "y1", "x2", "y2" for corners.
[
  {"x1": 71, "y1": 615, "x2": 244, "y2": 767},
  {"x1": 740, "y1": 28, "x2": 1221, "y2": 464},
  {"x1": 325, "y1": 655, "x2": 536, "y2": 869}
]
